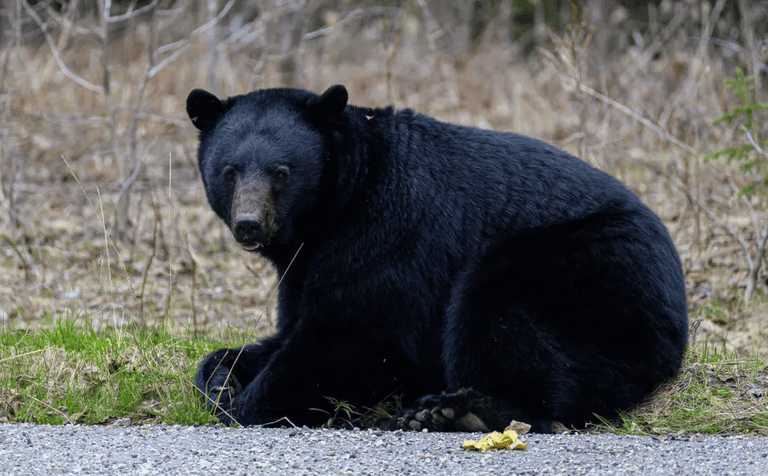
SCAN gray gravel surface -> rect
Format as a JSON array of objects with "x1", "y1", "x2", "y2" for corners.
[{"x1": 1, "y1": 423, "x2": 767, "y2": 475}]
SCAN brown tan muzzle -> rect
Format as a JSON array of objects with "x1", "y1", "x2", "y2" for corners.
[{"x1": 230, "y1": 174, "x2": 278, "y2": 251}]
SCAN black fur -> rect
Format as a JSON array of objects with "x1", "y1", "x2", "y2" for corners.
[{"x1": 186, "y1": 85, "x2": 688, "y2": 431}]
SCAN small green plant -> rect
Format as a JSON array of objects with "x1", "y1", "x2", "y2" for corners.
[
  {"x1": 316, "y1": 396, "x2": 398, "y2": 429},
  {"x1": 704, "y1": 68, "x2": 768, "y2": 303},
  {"x1": 322, "y1": 398, "x2": 359, "y2": 429},
  {"x1": 705, "y1": 68, "x2": 768, "y2": 187}
]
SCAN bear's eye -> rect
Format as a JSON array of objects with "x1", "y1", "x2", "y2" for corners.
[
  {"x1": 274, "y1": 165, "x2": 290, "y2": 181},
  {"x1": 223, "y1": 166, "x2": 237, "y2": 183}
]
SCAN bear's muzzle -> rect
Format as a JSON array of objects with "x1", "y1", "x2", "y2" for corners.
[{"x1": 230, "y1": 174, "x2": 277, "y2": 250}]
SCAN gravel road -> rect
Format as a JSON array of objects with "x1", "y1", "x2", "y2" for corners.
[{"x1": 1, "y1": 423, "x2": 766, "y2": 475}]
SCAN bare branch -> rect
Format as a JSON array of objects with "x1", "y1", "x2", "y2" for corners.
[
  {"x1": 147, "y1": 41, "x2": 189, "y2": 80},
  {"x1": 304, "y1": 7, "x2": 401, "y2": 40},
  {"x1": 42, "y1": 0, "x2": 98, "y2": 40},
  {"x1": 20, "y1": 0, "x2": 104, "y2": 93},
  {"x1": 154, "y1": 37, "x2": 188, "y2": 58},
  {"x1": 743, "y1": 128, "x2": 768, "y2": 160},
  {"x1": 540, "y1": 47, "x2": 698, "y2": 158},
  {"x1": 638, "y1": 158, "x2": 752, "y2": 262},
  {"x1": 133, "y1": 113, "x2": 187, "y2": 127},
  {"x1": 191, "y1": 0, "x2": 237, "y2": 37}
]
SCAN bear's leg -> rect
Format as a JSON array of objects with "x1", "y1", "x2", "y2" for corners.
[
  {"x1": 396, "y1": 214, "x2": 687, "y2": 433},
  {"x1": 195, "y1": 337, "x2": 283, "y2": 422},
  {"x1": 390, "y1": 291, "x2": 568, "y2": 433}
]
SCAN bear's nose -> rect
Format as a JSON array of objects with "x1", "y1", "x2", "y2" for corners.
[{"x1": 232, "y1": 217, "x2": 262, "y2": 243}]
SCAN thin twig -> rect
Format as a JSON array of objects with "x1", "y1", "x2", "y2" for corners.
[
  {"x1": 743, "y1": 128, "x2": 768, "y2": 159},
  {"x1": 166, "y1": 152, "x2": 173, "y2": 322},
  {"x1": 304, "y1": 6, "x2": 401, "y2": 40},
  {"x1": 61, "y1": 155, "x2": 140, "y2": 304},
  {"x1": 542, "y1": 46, "x2": 700, "y2": 158},
  {"x1": 20, "y1": 0, "x2": 103, "y2": 93},
  {"x1": 191, "y1": 0, "x2": 237, "y2": 37}
]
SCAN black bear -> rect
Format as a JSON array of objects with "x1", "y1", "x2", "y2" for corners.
[{"x1": 186, "y1": 84, "x2": 688, "y2": 432}]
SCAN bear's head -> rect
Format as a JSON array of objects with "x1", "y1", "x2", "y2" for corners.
[{"x1": 186, "y1": 85, "x2": 348, "y2": 252}]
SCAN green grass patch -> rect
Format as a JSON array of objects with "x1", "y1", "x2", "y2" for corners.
[
  {"x1": 0, "y1": 315, "x2": 230, "y2": 426},
  {"x1": 598, "y1": 341, "x2": 768, "y2": 436}
]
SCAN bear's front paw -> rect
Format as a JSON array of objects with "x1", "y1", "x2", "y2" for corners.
[
  {"x1": 195, "y1": 348, "x2": 245, "y2": 421},
  {"x1": 202, "y1": 366, "x2": 243, "y2": 421}
]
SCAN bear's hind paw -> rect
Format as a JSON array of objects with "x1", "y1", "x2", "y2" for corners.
[{"x1": 390, "y1": 388, "x2": 492, "y2": 432}]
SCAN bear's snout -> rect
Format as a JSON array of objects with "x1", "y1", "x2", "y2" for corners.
[
  {"x1": 232, "y1": 215, "x2": 264, "y2": 251},
  {"x1": 230, "y1": 175, "x2": 277, "y2": 250}
]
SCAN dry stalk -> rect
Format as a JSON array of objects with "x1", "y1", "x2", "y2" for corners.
[
  {"x1": 639, "y1": 154, "x2": 767, "y2": 301},
  {"x1": 128, "y1": 192, "x2": 145, "y2": 264},
  {"x1": 243, "y1": 260, "x2": 268, "y2": 289},
  {"x1": 138, "y1": 199, "x2": 160, "y2": 326},
  {"x1": 104, "y1": 0, "x2": 161, "y2": 182},
  {"x1": 40, "y1": 0, "x2": 80, "y2": 50},
  {"x1": 23, "y1": 0, "x2": 179, "y2": 239},
  {"x1": 184, "y1": 234, "x2": 199, "y2": 337},
  {"x1": 553, "y1": 4, "x2": 595, "y2": 160},
  {"x1": 118, "y1": 0, "x2": 230, "y2": 237},
  {"x1": 165, "y1": 153, "x2": 173, "y2": 323},
  {"x1": 61, "y1": 156, "x2": 140, "y2": 315},
  {"x1": 245, "y1": 242, "x2": 303, "y2": 343},
  {"x1": 693, "y1": 0, "x2": 726, "y2": 69},
  {"x1": 95, "y1": 186, "x2": 120, "y2": 327},
  {"x1": 243, "y1": 259, "x2": 276, "y2": 330}
]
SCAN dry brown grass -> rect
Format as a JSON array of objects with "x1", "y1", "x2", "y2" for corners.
[{"x1": 0, "y1": 4, "x2": 767, "y2": 359}]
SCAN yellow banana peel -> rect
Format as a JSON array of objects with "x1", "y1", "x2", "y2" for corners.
[{"x1": 462, "y1": 430, "x2": 528, "y2": 452}]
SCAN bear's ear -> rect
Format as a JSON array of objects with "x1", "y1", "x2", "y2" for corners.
[
  {"x1": 307, "y1": 85, "x2": 348, "y2": 118},
  {"x1": 187, "y1": 89, "x2": 226, "y2": 131}
]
